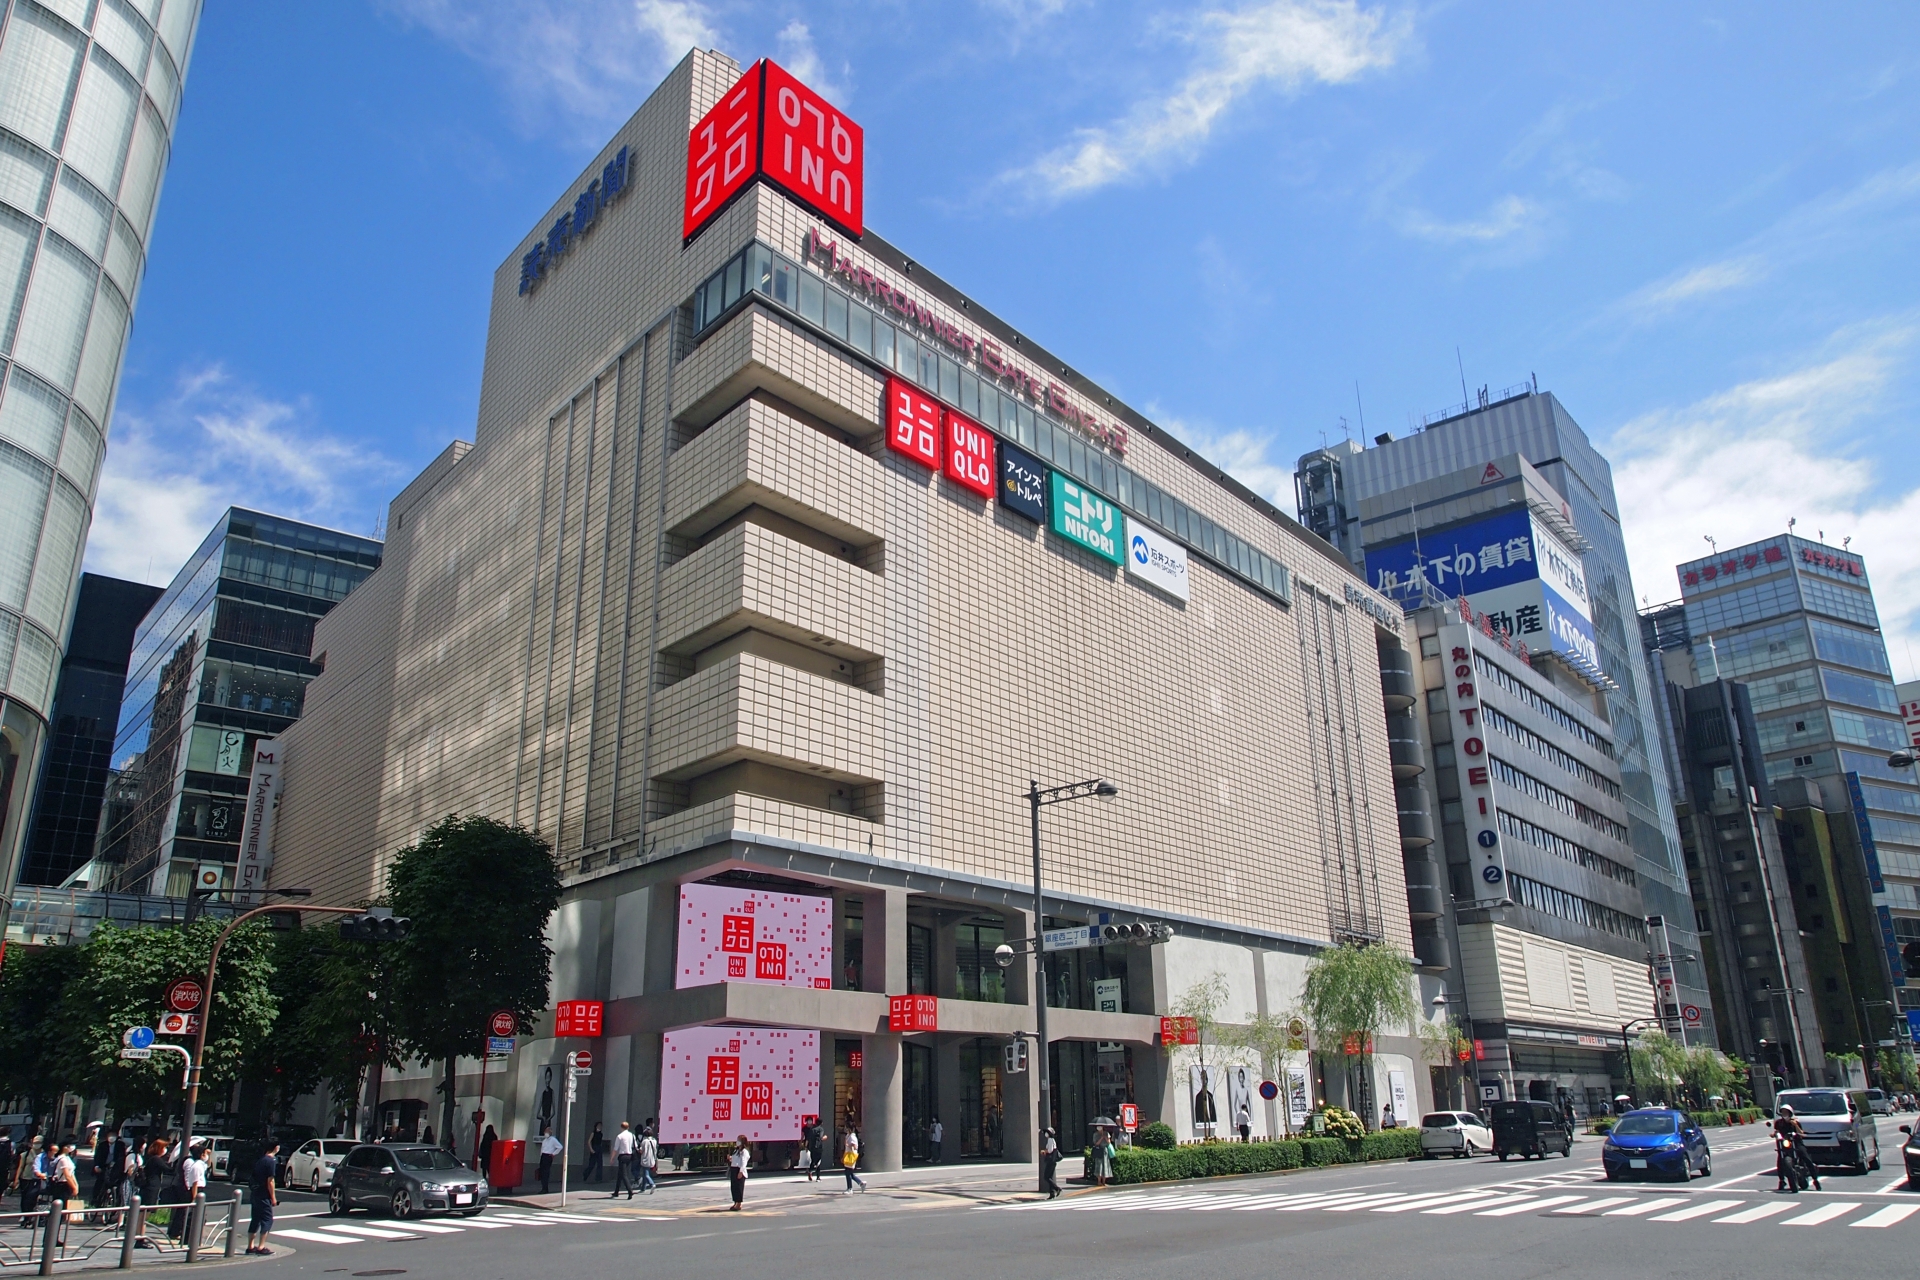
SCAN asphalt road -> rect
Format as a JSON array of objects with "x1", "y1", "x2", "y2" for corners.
[{"x1": 244, "y1": 1129, "x2": 1920, "y2": 1280}]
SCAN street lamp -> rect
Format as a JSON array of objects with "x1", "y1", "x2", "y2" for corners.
[
  {"x1": 1431, "y1": 992, "x2": 1473, "y2": 1109},
  {"x1": 1619, "y1": 1017, "x2": 1663, "y2": 1107},
  {"x1": 1028, "y1": 777, "x2": 1118, "y2": 1195},
  {"x1": 1889, "y1": 750, "x2": 1919, "y2": 771}
]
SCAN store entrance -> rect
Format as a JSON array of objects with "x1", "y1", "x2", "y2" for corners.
[
  {"x1": 904, "y1": 1042, "x2": 934, "y2": 1161},
  {"x1": 958, "y1": 1039, "x2": 1005, "y2": 1157}
]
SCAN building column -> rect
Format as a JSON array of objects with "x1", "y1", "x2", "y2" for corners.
[{"x1": 860, "y1": 887, "x2": 908, "y2": 1171}]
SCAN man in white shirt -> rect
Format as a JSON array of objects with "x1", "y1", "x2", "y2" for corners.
[
  {"x1": 610, "y1": 1121, "x2": 637, "y2": 1199},
  {"x1": 928, "y1": 1117, "x2": 945, "y2": 1163},
  {"x1": 537, "y1": 1128, "x2": 562, "y2": 1195}
]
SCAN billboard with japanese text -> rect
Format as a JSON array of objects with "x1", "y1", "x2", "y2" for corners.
[
  {"x1": 676, "y1": 884, "x2": 835, "y2": 990},
  {"x1": 658, "y1": 1026, "x2": 820, "y2": 1144}
]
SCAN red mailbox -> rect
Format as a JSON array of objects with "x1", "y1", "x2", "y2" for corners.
[{"x1": 489, "y1": 1139, "x2": 525, "y2": 1192}]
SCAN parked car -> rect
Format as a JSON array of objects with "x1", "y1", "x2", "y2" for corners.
[
  {"x1": 1602, "y1": 1108, "x2": 1711, "y2": 1182},
  {"x1": 1898, "y1": 1122, "x2": 1920, "y2": 1188},
  {"x1": 202, "y1": 1136, "x2": 238, "y2": 1180},
  {"x1": 1775, "y1": 1088, "x2": 1880, "y2": 1174},
  {"x1": 1865, "y1": 1088, "x2": 1892, "y2": 1116},
  {"x1": 1419, "y1": 1111, "x2": 1494, "y2": 1159},
  {"x1": 328, "y1": 1143, "x2": 488, "y2": 1219},
  {"x1": 1490, "y1": 1100, "x2": 1572, "y2": 1161},
  {"x1": 288, "y1": 1139, "x2": 360, "y2": 1192}
]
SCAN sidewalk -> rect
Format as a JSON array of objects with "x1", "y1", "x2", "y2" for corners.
[{"x1": 495, "y1": 1157, "x2": 1085, "y2": 1215}]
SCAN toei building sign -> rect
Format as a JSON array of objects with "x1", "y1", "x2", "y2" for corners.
[
  {"x1": 1438, "y1": 620, "x2": 1509, "y2": 903},
  {"x1": 684, "y1": 60, "x2": 864, "y2": 243}
]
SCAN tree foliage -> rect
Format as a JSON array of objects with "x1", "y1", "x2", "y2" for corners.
[
  {"x1": 0, "y1": 943, "x2": 88, "y2": 1117},
  {"x1": 1300, "y1": 943, "x2": 1417, "y2": 1047},
  {"x1": 247, "y1": 925, "x2": 401, "y2": 1120}
]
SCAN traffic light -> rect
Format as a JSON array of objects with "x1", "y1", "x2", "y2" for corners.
[
  {"x1": 1099, "y1": 920, "x2": 1173, "y2": 945},
  {"x1": 339, "y1": 910, "x2": 412, "y2": 942},
  {"x1": 1003, "y1": 1039, "x2": 1029, "y2": 1075}
]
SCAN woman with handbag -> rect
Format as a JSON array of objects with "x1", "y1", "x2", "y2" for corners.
[
  {"x1": 727, "y1": 1136, "x2": 749, "y2": 1210},
  {"x1": 840, "y1": 1126, "x2": 867, "y2": 1193}
]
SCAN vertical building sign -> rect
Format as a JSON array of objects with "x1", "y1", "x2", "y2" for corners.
[
  {"x1": 885, "y1": 376, "x2": 941, "y2": 469},
  {"x1": 1439, "y1": 622, "x2": 1507, "y2": 902},
  {"x1": 683, "y1": 60, "x2": 863, "y2": 245},
  {"x1": 1049, "y1": 472, "x2": 1123, "y2": 565},
  {"x1": 235, "y1": 738, "x2": 284, "y2": 903},
  {"x1": 998, "y1": 441, "x2": 1046, "y2": 522},
  {"x1": 944, "y1": 410, "x2": 995, "y2": 498}
]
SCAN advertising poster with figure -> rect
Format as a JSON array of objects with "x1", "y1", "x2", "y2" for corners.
[
  {"x1": 1188, "y1": 1064, "x2": 1221, "y2": 1137},
  {"x1": 1227, "y1": 1065, "x2": 1254, "y2": 1138},
  {"x1": 1286, "y1": 1067, "x2": 1311, "y2": 1129}
]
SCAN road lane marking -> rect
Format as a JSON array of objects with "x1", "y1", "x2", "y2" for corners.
[
  {"x1": 1477, "y1": 1195, "x2": 1585, "y2": 1217},
  {"x1": 276, "y1": 1229, "x2": 361, "y2": 1245},
  {"x1": 1851, "y1": 1203, "x2": 1920, "y2": 1228},
  {"x1": 1422, "y1": 1195, "x2": 1527, "y2": 1215},
  {"x1": 1781, "y1": 1201, "x2": 1859, "y2": 1226},
  {"x1": 1370, "y1": 1192, "x2": 1494, "y2": 1213},
  {"x1": 1323, "y1": 1194, "x2": 1427, "y2": 1212},
  {"x1": 1875, "y1": 1175, "x2": 1912, "y2": 1195},
  {"x1": 1601, "y1": 1197, "x2": 1688, "y2": 1216},
  {"x1": 317, "y1": 1223, "x2": 417, "y2": 1239},
  {"x1": 1648, "y1": 1199, "x2": 1744, "y2": 1222},
  {"x1": 1712, "y1": 1203, "x2": 1793, "y2": 1224},
  {"x1": 1553, "y1": 1198, "x2": 1634, "y2": 1214}
]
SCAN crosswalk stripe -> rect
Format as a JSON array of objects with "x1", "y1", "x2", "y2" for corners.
[
  {"x1": 1274, "y1": 1193, "x2": 1385, "y2": 1212},
  {"x1": 319, "y1": 1223, "x2": 417, "y2": 1239},
  {"x1": 1712, "y1": 1203, "x2": 1794, "y2": 1224},
  {"x1": 1372, "y1": 1192, "x2": 1494, "y2": 1213},
  {"x1": 1782, "y1": 1201, "x2": 1859, "y2": 1226},
  {"x1": 1187, "y1": 1196, "x2": 1277, "y2": 1211},
  {"x1": 447, "y1": 1217, "x2": 518, "y2": 1228},
  {"x1": 391, "y1": 1221, "x2": 465, "y2": 1233},
  {"x1": 1877, "y1": 1175, "x2": 1912, "y2": 1195},
  {"x1": 1423, "y1": 1195, "x2": 1527, "y2": 1216},
  {"x1": 523, "y1": 1213, "x2": 603, "y2": 1223},
  {"x1": 1323, "y1": 1194, "x2": 1426, "y2": 1212},
  {"x1": 1228, "y1": 1195, "x2": 1326, "y2": 1211},
  {"x1": 276, "y1": 1228, "x2": 360, "y2": 1245},
  {"x1": 1553, "y1": 1197, "x2": 1634, "y2": 1215},
  {"x1": 1851, "y1": 1204, "x2": 1920, "y2": 1229},
  {"x1": 1648, "y1": 1199, "x2": 1744, "y2": 1223},
  {"x1": 1602, "y1": 1197, "x2": 1688, "y2": 1217},
  {"x1": 1089, "y1": 1194, "x2": 1198, "y2": 1210},
  {"x1": 1477, "y1": 1195, "x2": 1586, "y2": 1217}
]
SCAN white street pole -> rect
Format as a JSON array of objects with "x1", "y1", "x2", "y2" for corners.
[{"x1": 561, "y1": 1059, "x2": 575, "y2": 1208}]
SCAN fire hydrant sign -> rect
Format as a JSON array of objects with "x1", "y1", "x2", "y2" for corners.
[
  {"x1": 888, "y1": 994, "x2": 937, "y2": 1033},
  {"x1": 165, "y1": 978, "x2": 204, "y2": 1012},
  {"x1": 657, "y1": 1026, "x2": 819, "y2": 1144},
  {"x1": 676, "y1": 884, "x2": 833, "y2": 990}
]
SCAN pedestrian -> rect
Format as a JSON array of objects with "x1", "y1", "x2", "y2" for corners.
[
  {"x1": 928, "y1": 1116, "x2": 944, "y2": 1163},
  {"x1": 638, "y1": 1126, "x2": 658, "y2": 1194},
  {"x1": 1041, "y1": 1128, "x2": 1061, "y2": 1199},
  {"x1": 421, "y1": 1124, "x2": 435, "y2": 1147},
  {"x1": 169, "y1": 1142, "x2": 207, "y2": 1241},
  {"x1": 47, "y1": 1140, "x2": 80, "y2": 1245},
  {"x1": 585, "y1": 1122, "x2": 605, "y2": 1182},
  {"x1": 0, "y1": 1130, "x2": 13, "y2": 1208},
  {"x1": 536, "y1": 1126, "x2": 562, "y2": 1194},
  {"x1": 246, "y1": 1141, "x2": 279, "y2": 1255},
  {"x1": 728, "y1": 1135, "x2": 750, "y2": 1210},
  {"x1": 611, "y1": 1121, "x2": 636, "y2": 1198},
  {"x1": 841, "y1": 1126, "x2": 867, "y2": 1193},
  {"x1": 106, "y1": 1129, "x2": 129, "y2": 1209},
  {"x1": 804, "y1": 1121, "x2": 824, "y2": 1181},
  {"x1": 1237, "y1": 1101, "x2": 1252, "y2": 1143},
  {"x1": 1380, "y1": 1104, "x2": 1396, "y2": 1129},
  {"x1": 89, "y1": 1124, "x2": 111, "y2": 1209},
  {"x1": 477, "y1": 1125, "x2": 497, "y2": 1182},
  {"x1": 1090, "y1": 1127, "x2": 1113, "y2": 1187},
  {"x1": 17, "y1": 1135, "x2": 44, "y2": 1227},
  {"x1": 138, "y1": 1139, "x2": 167, "y2": 1216}
]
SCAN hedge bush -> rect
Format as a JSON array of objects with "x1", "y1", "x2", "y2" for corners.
[
  {"x1": 1137, "y1": 1121, "x2": 1177, "y2": 1150},
  {"x1": 1692, "y1": 1107, "x2": 1766, "y2": 1127},
  {"x1": 1110, "y1": 1128, "x2": 1422, "y2": 1184}
]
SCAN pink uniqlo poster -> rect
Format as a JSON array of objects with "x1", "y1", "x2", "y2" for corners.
[
  {"x1": 657, "y1": 1026, "x2": 820, "y2": 1144},
  {"x1": 676, "y1": 884, "x2": 834, "y2": 990}
]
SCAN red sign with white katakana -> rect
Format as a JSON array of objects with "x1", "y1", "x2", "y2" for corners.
[
  {"x1": 944, "y1": 410, "x2": 995, "y2": 498},
  {"x1": 682, "y1": 60, "x2": 863, "y2": 244},
  {"x1": 886, "y1": 376, "x2": 940, "y2": 468},
  {"x1": 553, "y1": 1000, "x2": 603, "y2": 1037},
  {"x1": 888, "y1": 994, "x2": 938, "y2": 1033},
  {"x1": 683, "y1": 63, "x2": 763, "y2": 242}
]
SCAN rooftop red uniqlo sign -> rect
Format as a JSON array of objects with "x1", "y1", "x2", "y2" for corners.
[
  {"x1": 886, "y1": 376, "x2": 940, "y2": 469},
  {"x1": 682, "y1": 59, "x2": 863, "y2": 245},
  {"x1": 553, "y1": 1000, "x2": 603, "y2": 1037},
  {"x1": 888, "y1": 995, "x2": 938, "y2": 1033}
]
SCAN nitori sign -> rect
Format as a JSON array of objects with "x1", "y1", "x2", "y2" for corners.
[
  {"x1": 683, "y1": 59, "x2": 863, "y2": 244},
  {"x1": 1050, "y1": 472, "x2": 1122, "y2": 565}
]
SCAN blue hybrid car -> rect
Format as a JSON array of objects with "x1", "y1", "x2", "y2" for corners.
[{"x1": 1602, "y1": 1108, "x2": 1712, "y2": 1182}]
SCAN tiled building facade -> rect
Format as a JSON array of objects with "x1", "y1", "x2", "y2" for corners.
[{"x1": 272, "y1": 52, "x2": 1424, "y2": 1167}]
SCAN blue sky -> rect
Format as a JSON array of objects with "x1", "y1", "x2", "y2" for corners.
[{"x1": 88, "y1": 1, "x2": 1920, "y2": 676}]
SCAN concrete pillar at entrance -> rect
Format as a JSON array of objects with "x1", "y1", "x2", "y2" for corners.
[
  {"x1": 862, "y1": 887, "x2": 909, "y2": 993},
  {"x1": 1002, "y1": 1042, "x2": 1037, "y2": 1165},
  {"x1": 933, "y1": 1037, "x2": 962, "y2": 1162},
  {"x1": 862, "y1": 1032, "x2": 904, "y2": 1172},
  {"x1": 628, "y1": 1032, "x2": 662, "y2": 1129},
  {"x1": 1133, "y1": 1038, "x2": 1172, "y2": 1131}
]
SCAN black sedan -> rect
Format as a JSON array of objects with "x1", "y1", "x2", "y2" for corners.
[{"x1": 328, "y1": 1143, "x2": 489, "y2": 1219}]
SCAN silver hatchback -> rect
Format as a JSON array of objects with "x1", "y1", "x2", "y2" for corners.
[{"x1": 328, "y1": 1144, "x2": 489, "y2": 1219}]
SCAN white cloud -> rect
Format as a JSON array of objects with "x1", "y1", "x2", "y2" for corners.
[
  {"x1": 774, "y1": 20, "x2": 848, "y2": 104},
  {"x1": 380, "y1": 0, "x2": 720, "y2": 134},
  {"x1": 1006, "y1": 0, "x2": 1406, "y2": 199},
  {"x1": 87, "y1": 367, "x2": 402, "y2": 586},
  {"x1": 1622, "y1": 257, "x2": 1766, "y2": 316},
  {"x1": 1396, "y1": 194, "x2": 1542, "y2": 244},
  {"x1": 1608, "y1": 322, "x2": 1920, "y2": 681},
  {"x1": 1155, "y1": 413, "x2": 1300, "y2": 511}
]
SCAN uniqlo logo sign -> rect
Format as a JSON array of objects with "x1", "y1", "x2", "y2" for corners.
[
  {"x1": 888, "y1": 994, "x2": 938, "y2": 1033},
  {"x1": 711, "y1": 1098, "x2": 732, "y2": 1121},
  {"x1": 887, "y1": 376, "x2": 940, "y2": 468},
  {"x1": 683, "y1": 60, "x2": 863, "y2": 245},
  {"x1": 553, "y1": 1000, "x2": 603, "y2": 1037},
  {"x1": 677, "y1": 885, "x2": 832, "y2": 989},
  {"x1": 755, "y1": 941, "x2": 789, "y2": 981},
  {"x1": 742, "y1": 1082, "x2": 773, "y2": 1121},
  {"x1": 660, "y1": 1026, "x2": 819, "y2": 1144},
  {"x1": 721, "y1": 914, "x2": 755, "y2": 953},
  {"x1": 706, "y1": 1055, "x2": 740, "y2": 1094},
  {"x1": 945, "y1": 411, "x2": 995, "y2": 498},
  {"x1": 683, "y1": 64, "x2": 763, "y2": 242}
]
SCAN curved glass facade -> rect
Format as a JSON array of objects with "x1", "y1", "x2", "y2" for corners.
[{"x1": 0, "y1": 0, "x2": 202, "y2": 901}]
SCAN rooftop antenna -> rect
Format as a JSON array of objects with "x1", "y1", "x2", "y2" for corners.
[
  {"x1": 1354, "y1": 382, "x2": 1367, "y2": 438},
  {"x1": 1456, "y1": 347, "x2": 1470, "y2": 412},
  {"x1": 1818, "y1": 529, "x2": 1824, "y2": 543},
  {"x1": 1843, "y1": 535, "x2": 1852, "y2": 550},
  {"x1": 1787, "y1": 517, "x2": 1797, "y2": 535},
  {"x1": 1704, "y1": 535, "x2": 1717, "y2": 553}
]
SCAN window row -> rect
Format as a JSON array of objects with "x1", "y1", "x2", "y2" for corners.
[
  {"x1": 1473, "y1": 652, "x2": 1614, "y2": 756},
  {"x1": 1507, "y1": 870, "x2": 1647, "y2": 941},
  {"x1": 1821, "y1": 665, "x2": 1899, "y2": 715},
  {"x1": 1482, "y1": 704, "x2": 1621, "y2": 799},
  {"x1": 226, "y1": 514, "x2": 383, "y2": 566},
  {"x1": 1809, "y1": 617, "x2": 1892, "y2": 675},
  {"x1": 1862, "y1": 783, "x2": 1920, "y2": 819},
  {"x1": 220, "y1": 541, "x2": 375, "y2": 603},
  {"x1": 1798, "y1": 576, "x2": 1880, "y2": 630},
  {"x1": 0, "y1": 436, "x2": 85, "y2": 640},
  {"x1": 1692, "y1": 616, "x2": 1808, "y2": 682},
  {"x1": 1497, "y1": 809, "x2": 1638, "y2": 886},
  {"x1": 0, "y1": 601, "x2": 58, "y2": 715},
  {"x1": 690, "y1": 241, "x2": 1295, "y2": 608},
  {"x1": 1490, "y1": 755, "x2": 1630, "y2": 843},
  {"x1": 1868, "y1": 814, "x2": 1920, "y2": 852}
]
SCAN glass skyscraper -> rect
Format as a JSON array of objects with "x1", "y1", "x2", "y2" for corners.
[
  {"x1": 0, "y1": 0, "x2": 203, "y2": 915},
  {"x1": 1296, "y1": 388, "x2": 1717, "y2": 1033}
]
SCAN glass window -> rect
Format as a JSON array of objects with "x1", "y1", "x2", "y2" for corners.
[
  {"x1": 0, "y1": 365, "x2": 67, "y2": 460},
  {"x1": 115, "y1": 101, "x2": 168, "y2": 241},
  {"x1": 721, "y1": 254, "x2": 742, "y2": 309},
  {"x1": 0, "y1": 440, "x2": 52, "y2": 610},
  {"x1": 918, "y1": 341, "x2": 938, "y2": 390},
  {"x1": 93, "y1": 0, "x2": 154, "y2": 80},
  {"x1": 25, "y1": 473, "x2": 82, "y2": 629},
  {"x1": 64, "y1": 49, "x2": 142, "y2": 195},
  {"x1": 959, "y1": 371, "x2": 978, "y2": 418},
  {"x1": 1839, "y1": 749, "x2": 1912, "y2": 783},
  {"x1": 872, "y1": 316, "x2": 893, "y2": 367},
  {"x1": 156, "y1": 0, "x2": 197, "y2": 68},
  {"x1": 0, "y1": 132, "x2": 56, "y2": 218},
  {"x1": 1863, "y1": 783, "x2": 1920, "y2": 818},
  {"x1": 13, "y1": 232, "x2": 96, "y2": 390},
  {"x1": 847, "y1": 300, "x2": 871, "y2": 355},
  {"x1": 145, "y1": 38, "x2": 179, "y2": 128},
  {"x1": 978, "y1": 382, "x2": 998, "y2": 429},
  {"x1": 9, "y1": 616, "x2": 55, "y2": 709},
  {"x1": 0, "y1": 201, "x2": 39, "y2": 352},
  {"x1": 746, "y1": 243, "x2": 772, "y2": 294},
  {"x1": 1810, "y1": 618, "x2": 1891, "y2": 674},
  {"x1": 0, "y1": 5, "x2": 85, "y2": 151},
  {"x1": 939, "y1": 355, "x2": 959, "y2": 405},
  {"x1": 823, "y1": 285, "x2": 846, "y2": 340},
  {"x1": 57, "y1": 402, "x2": 99, "y2": 493},
  {"x1": 797, "y1": 271, "x2": 823, "y2": 326},
  {"x1": 47, "y1": 167, "x2": 111, "y2": 258},
  {"x1": 1822, "y1": 667, "x2": 1899, "y2": 713},
  {"x1": 1065, "y1": 432, "x2": 1085, "y2": 479},
  {"x1": 73, "y1": 273, "x2": 128, "y2": 423},
  {"x1": 1830, "y1": 710, "x2": 1906, "y2": 751},
  {"x1": 1800, "y1": 575, "x2": 1879, "y2": 628},
  {"x1": 702, "y1": 275, "x2": 723, "y2": 327},
  {"x1": 769, "y1": 253, "x2": 796, "y2": 307},
  {"x1": 894, "y1": 330, "x2": 916, "y2": 379}
]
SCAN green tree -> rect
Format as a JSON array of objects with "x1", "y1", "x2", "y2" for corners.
[
  {"x1": 248, "y1": 925, "x2": 402, "y2": 1126},
  {"x1": 1629, "y1": 1031, "x2": 1686, "y2": 1105},
  {"x1": 1877, "y1": 1047, "x2": 1919, "y2": 1094},
  {"x1": 1167, "y1": 973, "x2": 1239, "y2": 1137},
  {"x1": 0, "y1": 944, "x2": 87, "y2": 1123},
  {"x1": 386, "y1": 815, "x2": 562, "y2": 1146},
  {"x1": 1679, "y1": 1044, "x2": 1732, "y2": 1108},
  {"x1": 1300, "y1": 943, "x2": 1417, "y2": 1129}
]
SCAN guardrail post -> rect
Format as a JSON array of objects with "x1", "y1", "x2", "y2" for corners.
[
  {"x1": 224, "y1": 1187, "x2": 241, "y2": 1258},
  {"x1": 184, "y1": 1190, "x2": 206, "y2": 1263},
  {"x1": 38, "y1": 1206, "x2": 58, "y2": 1276},
  {"x1": 121, "y1": 1197, "x2": 141, "y2": 1269}
]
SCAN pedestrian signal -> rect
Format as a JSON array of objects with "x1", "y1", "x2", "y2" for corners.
[{"x1": 1003, "y1": 1039, "x2": 1029, "y2": 1075}]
